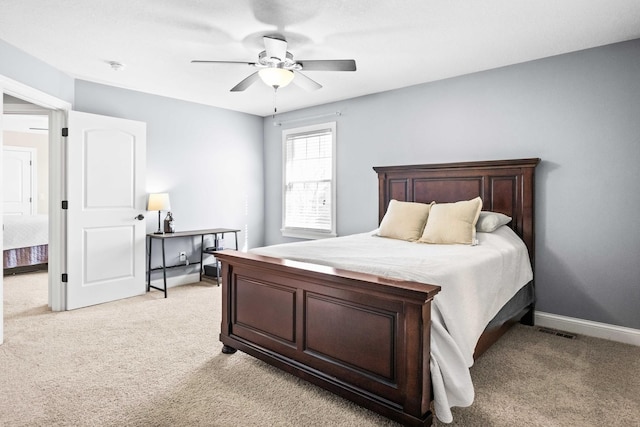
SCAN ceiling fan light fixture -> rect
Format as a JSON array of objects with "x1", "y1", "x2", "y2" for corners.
[{"x1": 258, "y1": 68, "x2": 294, "y2": 89}]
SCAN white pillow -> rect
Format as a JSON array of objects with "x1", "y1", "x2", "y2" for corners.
[
  {"x1": 419, "y1": 197, "x2": 483, "y2": 245},
  {"x1": 476, "y1": 211, "x2": 512, "y2": 232},
  {"x1": 378, "y1": 200, "x2": 434, "y2": 241}
]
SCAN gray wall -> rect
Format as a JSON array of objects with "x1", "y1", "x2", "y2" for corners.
[
  {"x1": 74, "y1": 81, "x2": 264, "y2": 279},
  {"x1": 263, "y1": 39, "x2": 640, "y2": 330},
  {"x1": 0, "y1": 39, "x2": 74, "y2": 104}
]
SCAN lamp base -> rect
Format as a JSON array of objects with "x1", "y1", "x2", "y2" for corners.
[{"x1": 154, "y1": 211, "x2": 163, "y2": 235}]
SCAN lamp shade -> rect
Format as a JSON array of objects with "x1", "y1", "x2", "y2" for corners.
[
  {"x1": 147, "y1": 193, "x2": 171, "y2": 211},
  {"x1": 259, "y1": 68, "x2": 295, "y2": 89}
]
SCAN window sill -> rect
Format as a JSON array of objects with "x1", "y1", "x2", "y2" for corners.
[{"x1": 281, "y1": 229, "x2": 337, "y2": 240}]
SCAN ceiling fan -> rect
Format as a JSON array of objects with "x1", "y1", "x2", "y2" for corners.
[{"x1": 191, "y1": 35, "x2": 356, "y2": 92}]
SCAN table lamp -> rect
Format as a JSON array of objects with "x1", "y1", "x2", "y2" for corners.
[{"x1": 147, "y1": 193, "x2": 171, "y2": 234}]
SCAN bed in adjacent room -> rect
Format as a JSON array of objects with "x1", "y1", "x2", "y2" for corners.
[
  {"x1": 214, "y1": 158, "x2": 540, "y2": 426},
  {"x1": 3, "y1": 214, "x2": 49, "y2": 272}
]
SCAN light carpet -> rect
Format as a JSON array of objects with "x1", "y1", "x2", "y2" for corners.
[{"x1": 1, "y1": 272, "x2": 639, "y2": 426}]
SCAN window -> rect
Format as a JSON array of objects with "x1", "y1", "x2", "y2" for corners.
[{"x1": 282, "y1": 122, "x2": 336, "y2": 239}]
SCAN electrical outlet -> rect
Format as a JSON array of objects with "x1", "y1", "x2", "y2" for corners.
[{"x1": 179, "y1": 251, "x2": 186, "y2": 262}]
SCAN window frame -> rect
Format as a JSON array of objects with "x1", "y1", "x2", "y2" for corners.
[{"x1": 281, "y1": 121, "x2": 337, "y2": 239}]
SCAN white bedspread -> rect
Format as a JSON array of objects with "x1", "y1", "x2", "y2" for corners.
[
  {"x1": 3, "y1": 215, "x2": 49, "y2": 250},
  {"x1": 251, "y1": 226, "x2": 533, "y2": 423}
]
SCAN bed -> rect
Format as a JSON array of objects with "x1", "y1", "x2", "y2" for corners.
[
  {"x1": 3, "y1": 214, "x2": 49, "y2": 273},
  {"x1": 215, "y1": 158, "x2": 540, "y2": 426}
]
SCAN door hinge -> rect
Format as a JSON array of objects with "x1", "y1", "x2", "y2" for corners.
[
  {"x1": 61, "y1": 273, "x2": 68, "y2": 283},
  {"x1": 62, "y1": 128, "x2": 68, "y2": 137},
  {"x1": 62, "y1": 200, "x2": 68, "y2": 209}
]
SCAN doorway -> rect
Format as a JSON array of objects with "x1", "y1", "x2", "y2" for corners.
[
  {"x1": 3, "y1": 100, "x2": 50, "y2": 278},
  {"x1": 1, "y1": 75, "x2": 70, "y2": 344}
]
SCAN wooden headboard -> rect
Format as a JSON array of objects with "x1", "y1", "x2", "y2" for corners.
[{"x1": 373, "y1": 158, "x2": 540, "y2": 266}]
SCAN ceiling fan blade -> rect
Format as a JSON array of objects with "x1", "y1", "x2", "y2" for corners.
[
  {"x1": 293, "y1": 71, "x2": 322, "y2": 91},
  {"x1": 263, "y1": 36, "x2": 288, "y2": 61},
  {"x1": 297, "y1": 59, "x2": 356, "y2": 72},
  {"x1": 230, "y1": 71, "x2": 261, "y2": 92},
  {"x1": 191, "y1": 60, "x2": 256, "y2": 66}
]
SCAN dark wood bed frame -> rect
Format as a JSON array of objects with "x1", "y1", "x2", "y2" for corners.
[{"x1": 215, "y1": 158, "x2": 540, "y2": 426}]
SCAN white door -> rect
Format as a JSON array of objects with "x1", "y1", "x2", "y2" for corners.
[
  {"x1": 3, "y1": 147, "x2": 34, "y2": 215},
  {"x1": 66, "y1": 111, "x2": 146, "y2": 310}
]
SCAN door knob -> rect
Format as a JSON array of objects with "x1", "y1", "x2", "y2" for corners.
[{"x1": 134, "y1": 214, "x2": 145, "y2": 220}]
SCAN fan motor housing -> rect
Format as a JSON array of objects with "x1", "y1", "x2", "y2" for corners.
[{"x1": 258, "y1": 51, "x2": 300, "y2": 70}]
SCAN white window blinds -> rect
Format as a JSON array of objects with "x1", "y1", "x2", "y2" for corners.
[{"x1": 282, "y1": 122, "x2": 336, "y2": 239}]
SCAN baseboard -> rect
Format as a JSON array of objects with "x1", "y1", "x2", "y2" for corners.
[
  {"x1": 535, "y1": 311, "x2": 640, "y2": 346},
  {"x1": 150, "y1": 272, "x2": 201, "y2": 290}
]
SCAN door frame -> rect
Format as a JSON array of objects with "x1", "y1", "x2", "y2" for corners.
[{"x1": 1, "y1": 74, "x2": 71, "y2": 343}]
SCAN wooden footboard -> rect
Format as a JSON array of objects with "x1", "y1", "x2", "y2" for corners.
[{"x1": 216, "y1": 250, "x2": 440, "y2": 427}]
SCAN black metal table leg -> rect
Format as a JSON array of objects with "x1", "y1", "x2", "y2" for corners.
[
  {"x1": 147, "y1": 236, "x2": 152, "y2": 292},
  {"x1": 161, "y1": 239, "x2": 167, "y2": 298},
  {"x1": 199, "y1": 235, "x2": 204, "y2": 281}
]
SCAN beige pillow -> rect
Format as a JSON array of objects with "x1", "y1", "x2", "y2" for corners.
[
  {"x1": 378, "y1": 200, "x2": 434, "y2": 241},
  {"x1": 419, "y1": 197, "x2": 483, "y2": 244}
]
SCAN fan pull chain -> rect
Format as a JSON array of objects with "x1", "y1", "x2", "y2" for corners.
[{"x1": 272, "y1": 87, "x2": 278, "y2": 118}]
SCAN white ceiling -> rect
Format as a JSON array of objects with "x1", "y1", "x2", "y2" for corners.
[{"x1": 1, "y1": 0, "x2": 639, "y2": 117}]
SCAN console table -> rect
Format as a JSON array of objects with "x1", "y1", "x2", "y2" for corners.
[{"x1": 147, "y1": 228, "x2": 240, "y2": 297}]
